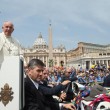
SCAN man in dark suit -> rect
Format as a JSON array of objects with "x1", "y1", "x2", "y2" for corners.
[
  {"x1": 24, "y1": 58, "x2": 76, "y2": 110},
  {"x1": 61, "y1": 68, "x2": 77, "y2": 101},
  {"x1": 39, "y1": 67, "x2": 71, "y2": 102},
  {"x1": 103, "y1": 73, "x2": 110, "y2": 87},
  {"x1": 24, "y1": 59, "x2": 52, "y2": 110}
]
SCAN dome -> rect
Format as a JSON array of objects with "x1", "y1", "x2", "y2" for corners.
[
  {"x1": 57, "y1": 44, "x2": 65, "y2": 49},
  {"x1": 33, "y1": 33, "x2": 47, "y2": 46}
]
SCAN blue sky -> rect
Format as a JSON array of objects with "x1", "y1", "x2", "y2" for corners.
[{"x1": 0, "y1": 0, "x2": 110, "y2": 50}]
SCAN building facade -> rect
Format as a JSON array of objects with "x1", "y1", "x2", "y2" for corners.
[
  {"x1": 67, "y1": 42, "x2": 110, "y2": 69},
  {"x1": 24, "y1": 33, "x2": 66, "y2": 67}
]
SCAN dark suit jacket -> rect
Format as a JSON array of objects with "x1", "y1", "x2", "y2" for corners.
[
  {"x1": 38, "y1": 82, "x2": 64, "y2": 104},
  {"x1": 39, "y1": 83, "x2": 63, "y2": 96},
  {"x1": 61, "y1": 76, "x2": 77, "y2": 102},
  {"x1": 103, "y1": 74, "x2": 110, "y2": 87},
  {"x1": 24, "y1": 76, "x2": 60, "y2": 110}
]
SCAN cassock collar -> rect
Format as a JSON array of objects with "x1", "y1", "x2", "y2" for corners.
[{"x1": 2, "y1": 32, "x2": 11, "y2": 38}]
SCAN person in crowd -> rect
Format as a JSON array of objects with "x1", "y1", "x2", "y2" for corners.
[
  {"x1": 39, "y1": 67, "x2": 70, "y2": 102},
  {"x1": 40, "y1": 67, "x2": 49, "y2": 86},
  {"x1": 0, "y1": 21, "x2": 24, "y2": 65},
  {"x1": 53, "y1": 74, "x2": 61, "y2": 85},
  {"x1": 100, "y1": 72, "x2": 105, "y2": 82},
  {"x1": 95, "y1": 73, "x2": 102, "y2": 82},
  {"x1": 24, "y1": 58, "x2": 76, "y2": 110},
  {"x1": 61, "y1": 68, "x2": 77, "y2": 82},
  {"x1": 103, "y1": 72, "x2": 110, "y2": 87},
  {"x1": 78, "y1": 72, "x2": 87, "y2": 84},
  {"x1": 70, "y1": 67, "x2": 76, "y2": 79},
  {"x1": 61, "y1": 68, "x2": 78, "y2": 101},
  {"x1": 108, "y1": 65, "x2": 110, "y2": 71}
]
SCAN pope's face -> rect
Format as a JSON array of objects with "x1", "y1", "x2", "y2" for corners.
[
  {"x1": 2, "y1": 22, "x2": 14, "y2": 36},
  {"x1": 28, "y1": 66, "x2": 44, "y2": 82}
]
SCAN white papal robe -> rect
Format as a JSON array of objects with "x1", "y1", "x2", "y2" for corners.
[{"x1": 0, "y1": 32, "x2": 23, "y2": 64}]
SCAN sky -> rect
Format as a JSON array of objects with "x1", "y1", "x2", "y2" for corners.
[{"x1": 0, "y1": 0, "x2": 110, "y2": 51}]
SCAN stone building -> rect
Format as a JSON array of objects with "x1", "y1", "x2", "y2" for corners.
[
  {"x1": 24, "y1": 32, "x2": 66, "y2": 67},
  {"x1": 67, "y1": 42, "x2": 110, "y2": 69}
]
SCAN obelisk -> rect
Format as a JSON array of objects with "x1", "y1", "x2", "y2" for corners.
[{"x1": 48, "y1": 21, "x2": 53, "y2": 67}]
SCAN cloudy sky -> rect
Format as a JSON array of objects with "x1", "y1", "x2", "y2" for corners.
[{"x1": 0, "y1": 0, "x2": 110, "y2": 50}]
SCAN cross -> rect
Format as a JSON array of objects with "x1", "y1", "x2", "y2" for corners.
[{"x1": 8, "y1": 47, "x2": 12, "y2": 54}]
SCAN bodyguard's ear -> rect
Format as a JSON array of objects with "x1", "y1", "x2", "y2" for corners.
[
  {"x1": 28, "y1": 67, "x2": 31, "y2": 71},
  {"x1": 28, "y1": 67, "x2": 33, "y2": 71}
]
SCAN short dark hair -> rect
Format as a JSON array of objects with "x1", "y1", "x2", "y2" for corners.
[{"x1": 27, "y1": 59, "x2": 45, "y2": 69}]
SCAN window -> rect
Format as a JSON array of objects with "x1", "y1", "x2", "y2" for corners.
[
  {"x1": 99, "y1": 53, "x2": 102, "y2": 56},
  {"x1": 107, "y1": 53, "x2": 110, "y2": 56},
  {"x1": 103, "y1": 53, "x2": 106, "y2": 55}
]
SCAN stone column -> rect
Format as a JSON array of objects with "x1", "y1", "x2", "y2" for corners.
[{"x1": 48, "y1": 22, "x2": 53, "y2": 67}]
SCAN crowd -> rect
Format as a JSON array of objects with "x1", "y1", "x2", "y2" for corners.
[
  {"x1": 41, "y1": 64, "x2": 110, "y2": 88},
  {"x1": 24, "y1": 58, "x2": 110, "y2": 110}
]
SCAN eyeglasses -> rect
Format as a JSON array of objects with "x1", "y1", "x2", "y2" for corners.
[{"x1": 67, "y1": 72, "x2": 71, "y2": 74}]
